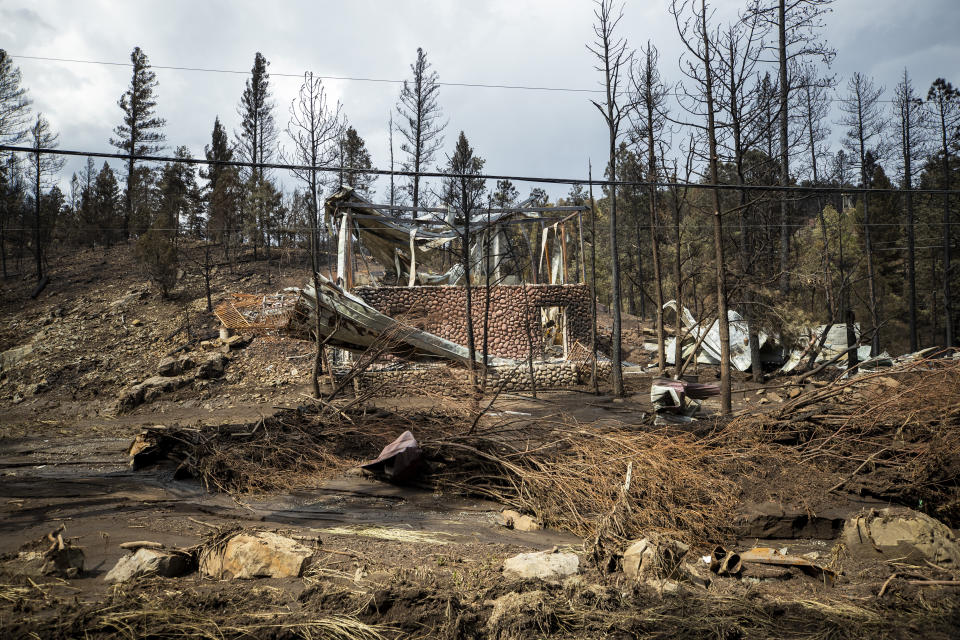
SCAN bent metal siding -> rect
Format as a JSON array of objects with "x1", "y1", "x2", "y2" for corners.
[{"x1": 353, "y1": 284, "x2": 592, "y2": 360}]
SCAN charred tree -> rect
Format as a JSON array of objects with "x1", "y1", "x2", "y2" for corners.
[
  {"x1": 587, "y1": 0, "x2": 634, "y2": 397},
  {"x1": 839, "y1": 72, "x2": 886, "y2": 356},
  {"x1": 396, "y1": 48, "x2": 446, "y2": 212},
  {"x1": 927, "y1": 78, "x2": 960, "y2": 347},
  {"x1": 284, "y1": 72, "x2": 344, "y2": 397},
  {"x1": 632, "y1": 41, "x2": 668, "y2": 374},
  {"x1": 894, "y1": 70, "x2": 927, "y2": 351},
  {"x1": 673, "y1": 0, "x2": 732, "y2": 413}
]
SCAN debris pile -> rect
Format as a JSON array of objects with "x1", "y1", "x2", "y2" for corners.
[
  {"x1": 729, "y1": 354, "x2": 960, "y2": 527},
  {"x1": 3, "y1": 525, "x2": 84, "y2": 578}
]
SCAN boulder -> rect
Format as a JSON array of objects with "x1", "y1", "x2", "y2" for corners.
[
  {"x1": 105, "y1": 548, "x2": 191, "y2": 583},
  {"x1": 842, "y1": 507, "x2": 960, "y2": 568},
  {"x1": 496, "y1": 509, "x2": 542, "y2": 532},
  {"x1": 197, "y1": 353, "x2": 228, "y2": 379},
  {"x1": 157, "y1": 356, "x2": 181, "y2": 377},
  {"x1": 502, "y1": 550, "x2": 579, "y2": 581},
  {"x1": 116, "y1": 375, "x2": 193, "y2": 411},
  {"x1": 177, "y1": 353, "x2": 198, "y2": 372},
  {"x1": 199, "y1": 531, "x2": 314, "y2": 579}
]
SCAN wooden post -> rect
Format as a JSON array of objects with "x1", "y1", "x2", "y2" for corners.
[
  {"x1": 408, "y1": 227, "x2": 418, "y2": 287},
  {"x1": 560, "y1": 223, "x2": 568, "y2": 285},
  {"x1": 577, "y1": 207, "x2": 587, "y2": 284},
  {"x1": 336, "y1": 207, "x2": 349, "y2": 289}
]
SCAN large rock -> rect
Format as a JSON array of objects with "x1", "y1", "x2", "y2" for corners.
[
  {"x1": 116, "y1": 375, "x2": 192, "y2": 411},
  {"x1": 0, "y1": 344, "x2": 33, "y2": 372},
  {"x1": 157, "y1": 357, "x2": 181, "y2": 377},
  {"x1": 105, "y1": 548, "x2": 191, "y2": 583},
  {"x1": 177, "y1": 353, "x2": 198, "y2": 372},
  {"x1": 199, "y1": 531, "x2": 313, "y2": 579},
  {"x1": 502, "y1": 550, "x2": 579, "y2": 581},
  {"x1": 196, "y1": 353, "x2": 228, "y2": 379},
  {"x1": 843, "y1": 507, "x2": 960, "y2": 568}
]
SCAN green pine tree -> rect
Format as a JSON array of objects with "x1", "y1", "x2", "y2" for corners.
[{"x1": 110, "y1": 47, "x2": 166, "y2": 240}]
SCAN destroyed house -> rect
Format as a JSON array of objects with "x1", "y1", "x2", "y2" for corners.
[{"x1": 294, "y1": 186, "x2": 594, "y2": 363}]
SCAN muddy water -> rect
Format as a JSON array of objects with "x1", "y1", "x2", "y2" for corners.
[{"x1": 0, "y1": 433, "x2": 578, "y2": 593}]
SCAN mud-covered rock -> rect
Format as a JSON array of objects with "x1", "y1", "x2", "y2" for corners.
[
  {"x1": 6, "y1": 545, "x2": 84, "y2": 578},
  {"x1": 199, "y1": 531, "x2": 313, "y2": 579},
  {"x1": 196, "y1": 353, "x2": 228, "y2": 379},
  {"x1": 0, "y1": 344, "x2": 33, "y2": 372},
  {"x1": 502, "y1": 550, "x2": 578, "y2": 581},
  {"x1": 496, "y1": 509, "x2": 542, "y2": 532},
  {"x1": 116, "y1": 375, "x2": 192, "y2": 411},
  {"x1": 157, "y1": 356, "x2": 181, "y2": 377},
  {"x1": 843, "y1": 507, "x2": 960, "y2": 568},
  {"x1": 105, "y1": 548, "x2": 191, "y2": 582}
]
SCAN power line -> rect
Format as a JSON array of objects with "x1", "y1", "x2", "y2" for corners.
[
  {"x1": 11, "y1": 54, "x2": 604, "y2": 94},
  {"x1": 12, "y1": 54, "x2": 908, "y2": 103},
  {"x1": 4, "y1": 145, "x2": 960, "y2": 196}
]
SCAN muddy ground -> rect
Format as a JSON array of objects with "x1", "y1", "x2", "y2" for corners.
[{"x1": 1, "y1": 244, "x2": 958, "y2": 638}]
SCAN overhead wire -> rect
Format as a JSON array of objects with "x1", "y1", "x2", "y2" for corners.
[
  {"x1": 3, "y1": 145, "x2": 960, "y2": 196},
  {"x1": 12, "y1": 53, "x2": 908, "y2": 102}
]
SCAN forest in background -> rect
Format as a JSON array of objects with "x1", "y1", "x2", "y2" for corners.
[{"x1": 1, "y1": 0, "x2": 958, "y2": 410}]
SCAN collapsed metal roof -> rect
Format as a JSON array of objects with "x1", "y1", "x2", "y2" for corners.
[{"x1": 324, "y1": 186, "x2": 588, "y2": 289}]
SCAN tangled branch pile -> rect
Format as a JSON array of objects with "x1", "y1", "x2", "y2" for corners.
[
  {"x1": 132, "y1": 404, "x2": 737, "y2": 543},
  {"x1": 728, "y1": 354, "x2": 960, "y2": 526},
  {"x1": 422, "y1": 420, "x2": 738, "y2": 543},
  {"x1": 131, "y1": 353, "x2": 960, "y2": 547},
  {"x1": 17, "y1": 582, "x2": 392, "y2": 640}
]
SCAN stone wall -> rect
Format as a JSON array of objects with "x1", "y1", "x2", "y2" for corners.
[
  {"x1": 353, "y1": 361, "x2": 608, "y2": 397},
  {"x1": 353, "y1": 284, "x2": 592, "y2": 360}
]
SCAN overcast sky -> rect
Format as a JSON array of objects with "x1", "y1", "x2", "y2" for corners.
[{"x1": 2, "y1": 0, "x2": 959, "y2": 200}]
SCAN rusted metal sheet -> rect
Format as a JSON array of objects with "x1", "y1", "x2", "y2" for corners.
[{"x1": 215, "y1": 293, "x2": 297, "y2": 331}]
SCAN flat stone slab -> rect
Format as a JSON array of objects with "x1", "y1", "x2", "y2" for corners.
[{"x1": 502, "y1": 550, "x2": 579, "y2": 581}]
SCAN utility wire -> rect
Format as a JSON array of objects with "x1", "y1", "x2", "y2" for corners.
[
  {"x1": 11, "y1": 54, "x2": 603, "y2": 94},
  {"x1": 4, "y1": 145, "x2": 960, "y2": 196},
  {"x1": 12, "y1": 54, "x2": 908, "y2": 102}
]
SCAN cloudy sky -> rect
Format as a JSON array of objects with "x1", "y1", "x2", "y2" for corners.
[{"x1": 2, "y1": 0, "x2": 958, "y2": 200}]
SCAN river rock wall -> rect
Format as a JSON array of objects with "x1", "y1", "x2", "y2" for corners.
[{"x1": 353, "y1": 284, "x2": 592, "y2": 360}]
